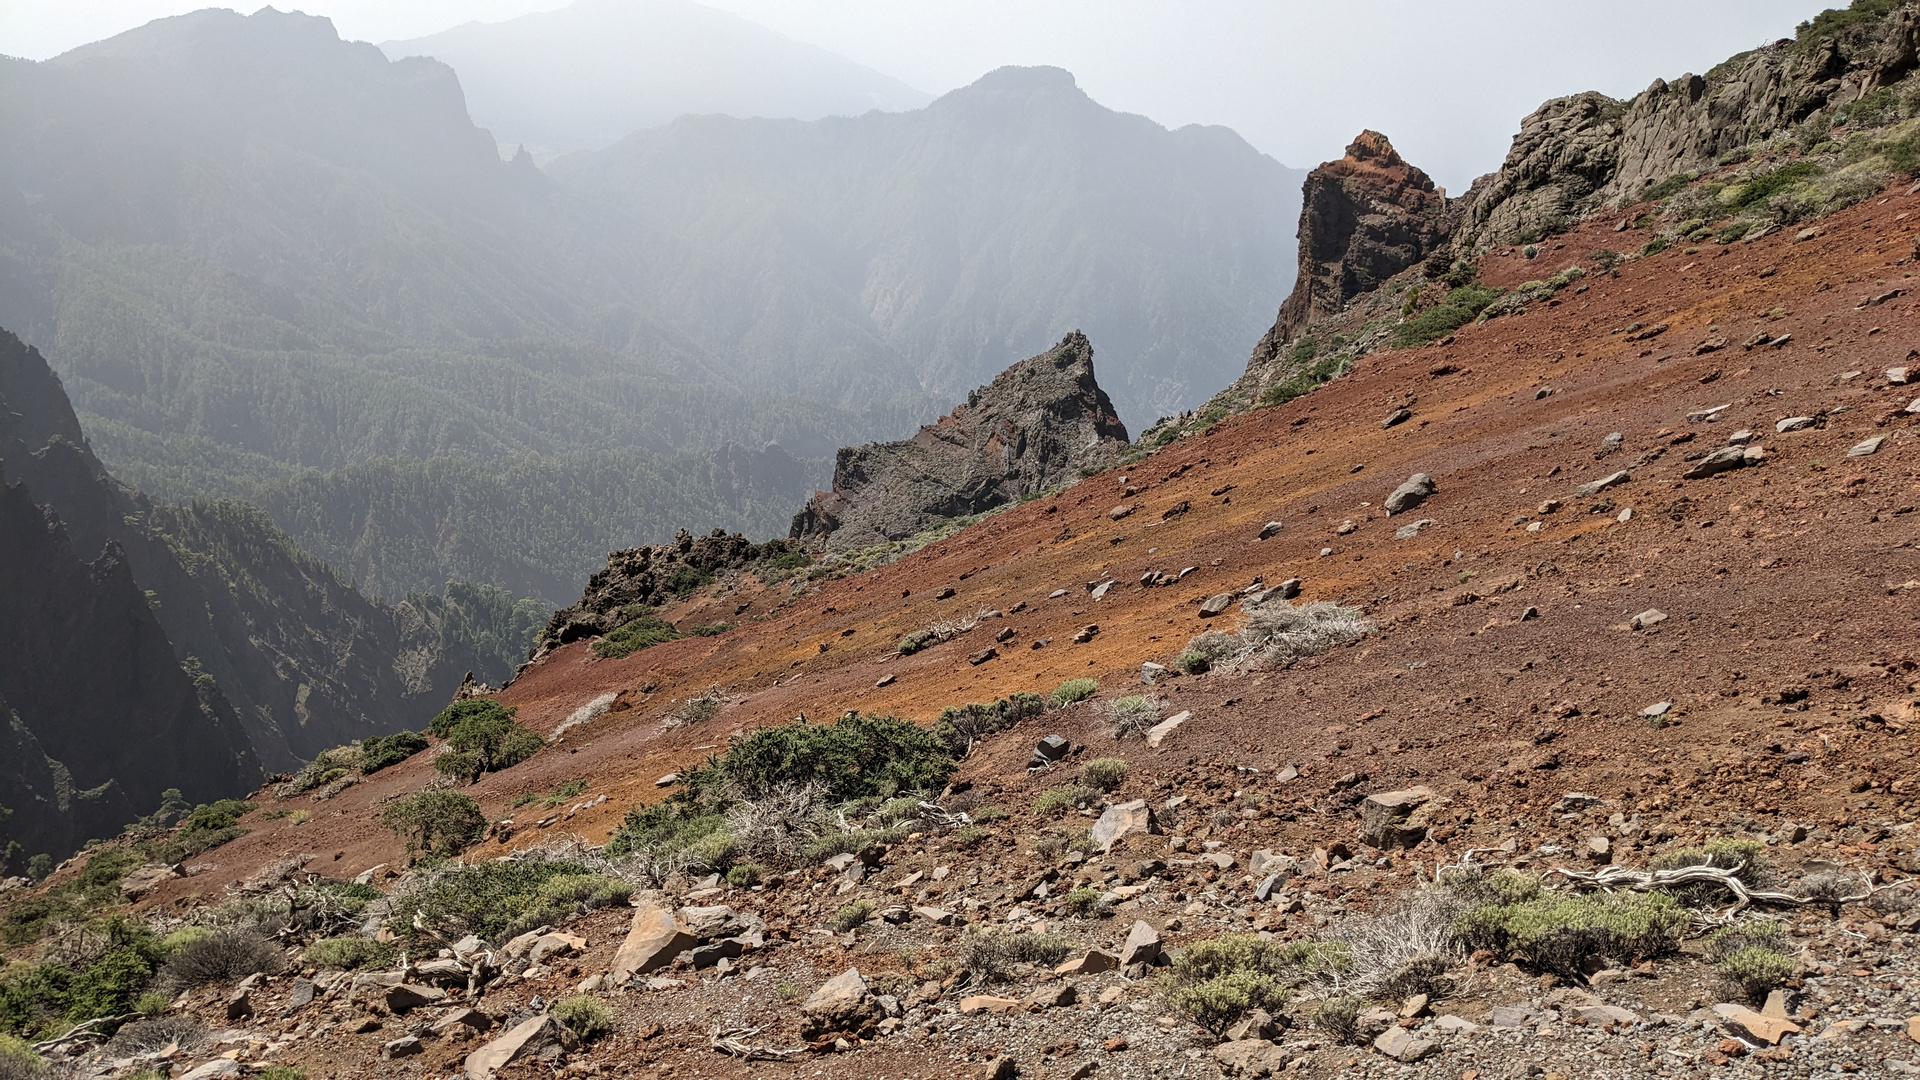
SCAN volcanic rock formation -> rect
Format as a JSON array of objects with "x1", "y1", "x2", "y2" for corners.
[{"x1": 790, "y1": 332, "x2": 1130, "y2": 549}]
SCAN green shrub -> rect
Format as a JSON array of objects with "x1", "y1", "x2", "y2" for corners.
[
  {"x1": 1456, "y1": 891, "x2": 1687, "y2": 976},
  {"x1": 1390, "y1": 284, "x2": 1503, "y2": 348},
  {"x1": 1063, "y1": 887, "x2": 1105, "y2": 917},
  {"x1": 1048, "y1": 678, "x2": 1098, "y2": 707},
  {"x1": 157, "y1": 930, "x2": 283, "y2": 991},
  {"x1": 932, "y1": 693, "x2": 1045, "y2": 756},
  {"x1": 1102, "y1": 695, "x2": 1160, "y2": 739},
  {"x1": 956, "y1": 931, "x2": 1073, "y2": 980},
  {"x1": 510, "y1": 778, "x2": 590, "y2": 811},
  {"x1": 159, "y1": 799, "x2": 255, "y2": 861},
  {"x1": 1175, "y1": 630, "x2": 1239, "y2": 674},
  {"x1": 970, "y1": 804, "x2": 1006, "y2": 823},
  {"x1": 1650, "y1": 838, "x2": 1778, "y2": 905},
  {"x1": 603, "y1": 802, "x2": 733, "y2": 868},
  {"x1": 1641, "y1": 236, "x2": 1669, "y2": 256},
  {"x1": 431, "y1": 703, "x2": 542, "y2": 783},
  {"x1": 386, "y1": 859, "x2": 596, "y2": 945},
  {"x1": 302, "y1": 937, "x2": 398, "y2": 971},
  {"x1": 0, "y1": 918, "x2": 171, "y2": 1038},
  {"x1": 1705, "y1": 920, "x2": 1788, "y2": 962},
  {"x1": 832, "y1": 900, "x2": 875, "y2": 932},
  {"x1": 804, "y1": 827, "x2": 909, "y2": 862},
  {"x1": 1311, "y1": 995, "x2": 1362, "y2": 1043},
  {"x1": 593, "y1": 606, "x2": 682, "y2": 659},
  {"x1": 380, "y1": 791, "x2": 487, "y2": 859},
  {"x1": 683, "y1": 712, "x2": 954, "y2": 804},
  {"x1": 274, "y1": 748, "x2": 356, "y2": 797},
  {"x1": 1715, "y1": 945, "x2": 1797, "y2": 1005},
  {"x1": 358, "y1": 731, "x2": 429, "y2": 774},
  {"x1": 1259, "y1": 351, "x2": 1350, "y2": 406},
  {"x1": 506, "y1": 874, "x2": 634, "y2": 937},
  {"x1": 258, "y1": 1068, "x2": 307, "y2": 1080},
  {"x1": 0, "y1": 1035, "x2": 44, "y2": 1079},
  {"x1": 550, "y1": 994, "x2": 614, "y2": 1041},
  {"x1": 726, "y1": 863, "x2": 762, "y2": 887},
  {"x1": 1640, "y1": 171, "x2": 1699, "y2": 202},
  {"x1": 1079, "y1": 758, "x2": 1127, "y2": 792},
  {"x1": 896, "y1": 629, "x2": 937, "y2": 655},
  {"x1": 1034, "y1": 786, "x2": 1102, "y2": 815},
  {"x1": 1166, "y1": 970, "x2": 1291, "y2": 1035},
  {"x1": 663, "y1": 565, "x2": 714, "y2": 597}
]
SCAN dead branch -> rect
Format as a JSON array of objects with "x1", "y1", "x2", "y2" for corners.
[{"x1": 710, "y1": 1024, "x2": 804, "y2": 1060}]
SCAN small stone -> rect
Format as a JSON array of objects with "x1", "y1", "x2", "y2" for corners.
[
  {"x1": 1090, "y1": 800, "x2": 1158, "y2": 851},
  {"x1": 1435, "y1": 1014, "x2": 1479, "y2": 1033},
  {"x1": 1849, "y1": 436, "x2": 1888, "y2": 456},
  {"x1": 1357, "y1": 787, "x2": 1434, "y2": 849},
  {"x1": 1109, "y1": 504, "x2": 1134, "y2": 520},
  {"x1": 913, "y1": 906, "x2": 953, "y2": 925},
  {"x1": 1072, "y1": 624, "x2": 1098, "y2": 643},
  {"x1": 1089, "y1": 580, "x2": 1115, "y2": 601},
  {"x1": 1199, "y1": 593, "x2": 1234, "y2": 617},
  {"x1": 1055, "y1": 949, "x2": 1118, "y2": 975},
  {"x1": 654, "y1": 772, "x2": 678, "y2": 787},
  {"x1": 1889, "y1": 366, "x2": 1910, "y2": 384},
  {"x1": 959, "y1": 994, "x2": 1023, "y2": 1015},
  {"x1": 383, "y1": 983, "x2": 445, "y2": 1014},
  {"x1": 1373, "y1": 1026, "x2": 1437, "y2": 1062},
  {"x1": 1027, "y1": 983, "x2": 1077, "y2": 1009},
  {"x1": 1616, "y1": 507, "x2": 1633, "y2": 523},
  {"x1": 801, "y1": 968, "x2": 879, "y2": 1040},
  {"x1": 1048, "y1": 588, "x2": 1068, "y2": 599},
  {"x1": 1258, "y1": 521, "x2": 1284, "y2": 540},
  {"x1": 1140, "y1": 661, "x2": 1167, "y2": 683},
  {"x1": 1225, "y1": 1009, "x2": 1284, "y2": 1043},
  {"x1": 1400, "y1": 993, "x2": 1429, "y2": 1018},
  {"x1": 1030, "y1": 734, "x2": 1071, "y2": 769},
  {"x1": 383, "y1": 1035, "x2": 424, "y2": 1059},
  {"x1": 464, "y1": 1015, "x2": 578, "y2": 1079},
  {"x1": 967, "y1": 646, "x2": 998, "y2": 665},
  {"x1": 1574, "y1": 470, "x2": 1631, "y2": 497},
  {"x1": 1577, "y1": 1004, "x2": 1639, "y2": 1025},
  {"x1": 1118, "y1": 920, "x2": 1161, "y2": 966},
  {"x1": 875, "y1": 673, "x2": 895, "y2": 688},
  {"x1": 1714, "y1": 1002, "x2": 1801, "y2": 1045},
  {"x1": 1394, "y1": 518, "x2": 1435, "y2": 540},
  {"x1": 1775, "y1": 415, "x2": 1816, "y2": 433},
  {"x1": 226, "y1": 986, "x2": 252, "y2": 1021},
  {"x1": 977, "y1": 1056, "x2": 1018, "y2": 1080},
  {"x1": 179, "y1": 1063, "x2": 243, "y2": 1080},
  {"x1": 1383, "y1": 472, "x2": 1436, "y2": 515},
  {"x1": 1727, "y1": 429, "x2": 1754, "y2": 445},
  {"x1": 1641, "y1": 701, "x2": 1672, "y2": 717},
  {"x1": 1631, "y1": 609, "x2": 1668, "y2": 630},
  {"x1": 1761, "y1": 989, "x2": 1790, "y2": 1020},
  {"x1": 1382, "y1": 408, "x2": 1412, "y2": 428},
  {"x1": 1214, "y1": 1038, "x2": 1292, "y2": 1075},
  {"x1": 1145, "y1": 711, "x2": 1189, "y2": 748}
]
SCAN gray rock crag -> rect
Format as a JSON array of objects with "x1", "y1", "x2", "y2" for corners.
[{"x1": 791, "y1": 332, "x2": 1129, "y2": 549}]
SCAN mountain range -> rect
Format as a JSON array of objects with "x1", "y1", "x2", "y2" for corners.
[
  {"x1": 382, "y1": 0, "x2": 933, "y2": 160},
  {"x1": 0, "y1": 6, "x2": 1300, "y2": 604}
]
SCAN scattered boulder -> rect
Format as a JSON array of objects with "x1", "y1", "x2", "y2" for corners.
[
  {"x1": 1849, "y1": 436, "x2": 1888, "y2": 456},
  {"x1": 1199, "y1": 593, "x2": 1234, "y2": 617},
  {"x1": 1145, "y1": 711, "x2": 1190, "y2": 748},
  {"x1": 383, "y1": 1035, "x2": 424, "y2": 1059},
  {"x1": 1055, "y1": 949, "x2": 1119, "y2": 975},
  {"x1": 1631, "y1": 609, "x2": 1668, "y2": 630},
  {"x1": 1383, "y1": 473, "x2": 1436, "y2": 515},
  {"x1": 1118, "y1": 920, "x2": 1162, "y2": 966},
  {"x1": 1373, "y1": 1026, "x2": 1437, "y2": 1062},
  {"x1": 1215, "y1": 1038, "x2": 1293, "y2": 1076},
  {"x1": 1573, "y1": 470, "x2": 1630, "y2": 497},
  {"x1": 801, "y1": 968, "x2": 879, "y2": 1040},
  {"x1": 1258, "y1": 521, "x2": 1284, "y2": 540},
  {"x1": 1090, "y1": 800, "x2": 1158, "y2": 851},
  {"x1": 1775, "y1": 415, "x2": 1816, "y2": 433},
  {"x1": 1358, "y1": 787, "x2": 1435, "y2": 849},
  {"x1": 1684, "y1": 445, "x2": 1751, "y2": 479},
  {"x1": 1578, "y1": 1005, "x2": 1639, "y2": 1025},
  {"x1": 1713, "y1": 1002, "x2": 1801, "y2": 1045},
  {"x1": 180, "y1": 1063, "x2": 243, "y2": 1080},
  {"x1": 610, "y1": 905, "x2": 696, "y2": 983},
  {"x1": 465, "y1": 1014, "x2": 578, "y2": 1079},
  {"x1": 1030, "y1": 734, "x2": 1071, "y2": 769},
  {"x1": 383, "y1": 984, "x2": 445, "y2": 1014}
]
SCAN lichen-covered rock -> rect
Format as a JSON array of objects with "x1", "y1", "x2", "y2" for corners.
[
  {"x1": 791, "y1": 332, "x2": 1129, "y2": 549},
  {"x1": 800, "y1": 967, "x2": 879, "y2": 1040}
]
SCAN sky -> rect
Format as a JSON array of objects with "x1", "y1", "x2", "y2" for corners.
[{"x1": 3, "y1": 0, "x2": 1833, "y2": 191}]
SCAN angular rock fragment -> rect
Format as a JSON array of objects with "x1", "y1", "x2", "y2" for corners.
[
  {"x1": 801, "y1": 968, "x2": 879, "y2": 1040},
  {"x1": 1118, "y1": 920, "x2": 1161, "y2": 966},
  {"x1": 610, "y1": 905, "x2": 696, "y2": 983},
  {"x1": 465, "y1": 1015, "x2": 578, "y2": 1079},
  {"x1": 1574, "y1": 470, "x2": 1630, "y2": 497},
  {"x1": 1358, "y1": 787, "x2": 1434, "y2": 849},
  {"x1": 1090, "y1": 800, "x2": 1157, "y2": 851},
  {"x1": 1200, "y1": 593, "x2": 1234, "y2": 617},
  {"x1": 1383, "y1": 473, "x2": 1436, "y2": 515}
]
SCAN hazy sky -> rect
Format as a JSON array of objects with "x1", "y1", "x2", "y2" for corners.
[{"x1": 5, "y1": 0, "x2": 1831, "y2": 190}]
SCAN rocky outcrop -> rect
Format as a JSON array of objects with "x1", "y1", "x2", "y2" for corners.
[
  {"x1": 1270, "y1": 132, "x2": 1451, "y2": 346},
  {"x1": 534, "y1": 529, "x2": 797, "y2": 659},
  {"x1": 1455, "y1": 6, "x2": 1920, "y2": 251},
  {"x1": 791, "y1": 332, "x2": 1129, "y2": 549},
  {"x1": 1215, "y1": 133, "x2": 1450, "y2": 406}
]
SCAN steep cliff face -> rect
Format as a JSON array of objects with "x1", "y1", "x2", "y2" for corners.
[
  {"x1": 0, "y1": 476, "x2": 259, "y2": 869},
  {"x1": 0, "y1": 328, "x2": 468, "y2": 772},
  {"x1": 790, "y1": 332, "x2": 1130, "y2": 550},
  {"x1": 1455, "y1": 4, "x2": 1920, "y2": 251}
]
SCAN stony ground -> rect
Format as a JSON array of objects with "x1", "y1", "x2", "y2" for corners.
[{"x1": 18, "y1": 180, "x2": 1920, "y2": 1079}]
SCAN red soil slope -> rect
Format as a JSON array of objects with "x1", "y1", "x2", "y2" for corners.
[{"x1": 142, "y1": 183, "x2": 1920, "y2": 905}]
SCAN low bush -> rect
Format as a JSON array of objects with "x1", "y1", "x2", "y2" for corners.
[
  {"x1": 302, "y1": 937, "x2": 398, "y2": 971},
  {"x1": 1047, "y1": 678, "x2": 1098, "y2": 707},
  {"x1": 1174, "y1": 630, "x2": 1239, "y2": 674},
  {"x1": 1706, "y1": 921, "x2": 1796, "y2": 1004},
  {"x1": 1390, "y1": 284, "x2": 1503, "y2": 348},
  {"x1": 0, "y1": 1037, "x2": 45, "y2": 1080},
  {"x1": 509, "y1": 778, "x2": 590, "y2": 811},
  {"x1": 831, "y1": 900, "x2": 875, "y2": 932},
  {"x1": 550, "y1": 994, "x2": 614, "y2": 1041},
  {"x1": 804, "y1": 826, "x2": 909, "y2": 863},
  {"x1": 385, "y1": 859, "x2": 599, "y2": 946},
  {"x1": 603, "y1": 803, "x2": 734, "y2": 873},
  {"x1": 1063, "y1": 886, "x2": 1106, "y2": 918},
  {"x1": 1079, "y1": 758, "x2": 1127, "y2": 792},
  {"x1": 1239, "y1": 600, "x2": 1373, "y2": 667},
  {"x1": 103, "y1": 1015, "x2": 205, "y2": 1056},
  {"x1": 1033, "y1": 786, "x2": 1102, "y2": 815},
  {"x1": 933, "y1": 693, "x2": 1045, "y2": 756},
  {"x1": 274, "y1": 748, "x2": 357, "y2": 797},
  {"x1": 1161, "y1": 935, "x2": 1314, "y2": 1034},
  {"x1": 358, "y1": 731, "x2": 429, "y2": 774},
  {"x1": 957, "y1": 931, "x2": 1073, "y2": 980},
  {"x1": 662, "y1": 686, "x2": 727, "y2": 729},
  {"x1": 1101, "y1": 695, "x2": 1160, "y2": 739},
  {"x1": 1259, "y1": 351, "x2": 1349, "y2": 407},
  {"x1": 592, "y1": 606, "x2": 681, "y2": 659},
  {"x1": 380, "y1": 791, "x2": 487, "y2": 859},
  {"x1": 725, "y1": 863, "x2": 762, "y2": 887},
  {"x1": 682, "y1": 712, "x2": 953, "y2": 804},
  {"x1": 1650, "y1": 838, "x2": 1779, "y2": 905},
  {"x1": 1456, "y1": 890, "x2": 1686, "y2": 976},
  {"x1": 0, "y1": 918, "x2": 168, "y2": 1038},
  {"x1": 157, "y1": 929, "x2": 283, "y2": 991},
  {"x1": 160, "y1": 799, "x2": 254, "y2": 862},
  {"x1": 1311, "y1": 996, "x2": 1362, "y2": 1043}
]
